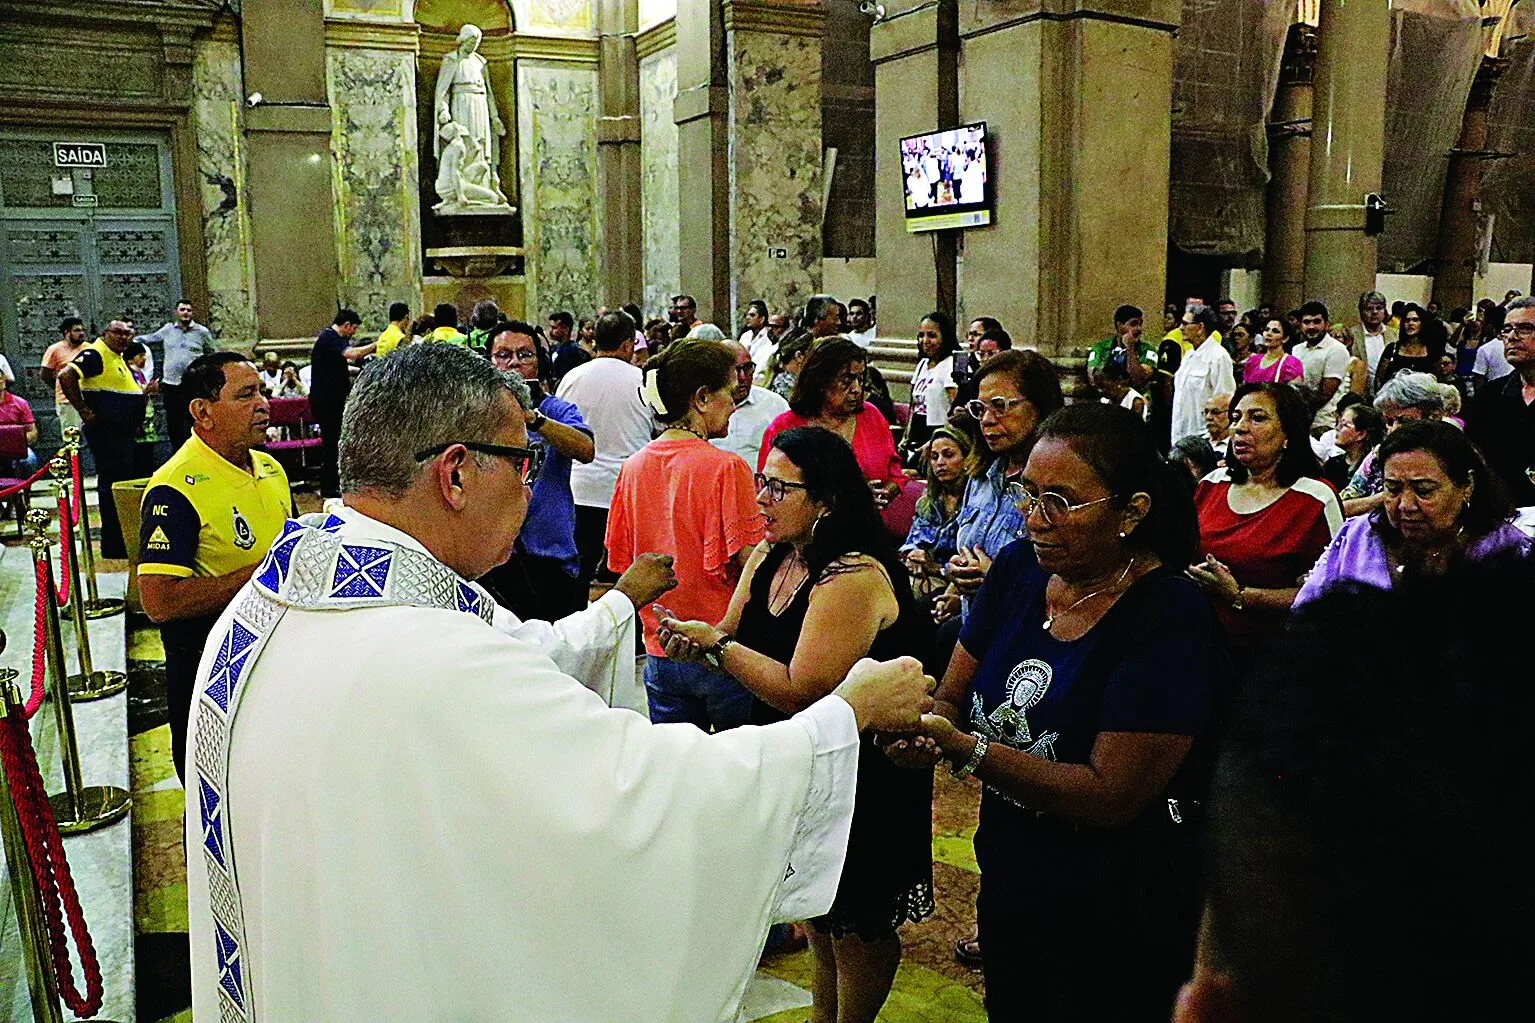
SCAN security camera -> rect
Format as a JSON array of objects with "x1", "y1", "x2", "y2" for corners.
[
  {"x1": 246, "y1": 92, "x2": 264, "y2": 108},
  {"x1": 859, "y1": 2, "x2": 886, "y2": 18}
]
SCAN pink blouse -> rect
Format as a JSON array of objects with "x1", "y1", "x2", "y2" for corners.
[
  {"x1": 1243, "y1": 352, "x2": 1305, "y2": 385},
  {"x1": 757, "y1": 405, "x2": 903, "y2": 483}
]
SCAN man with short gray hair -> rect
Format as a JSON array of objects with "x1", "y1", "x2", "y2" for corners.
[
  {"x1": 1349, "y1": 290, "x2": 1396, "y2": 397},
  {"x1": 1470, "y1": 295, "x2": 1535, "y2": 506},
  {"x1": 182, "y1": 341, "x2": 934, "y2": 1023}
]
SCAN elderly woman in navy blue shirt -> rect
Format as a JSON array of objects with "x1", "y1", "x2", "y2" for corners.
[{"x1": 889, "y1": 403, "x2": 1225, "y2": 1021}]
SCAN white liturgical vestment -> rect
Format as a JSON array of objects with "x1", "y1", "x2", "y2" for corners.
[{"x1": 185, "y1": 507, "x2": 859, "y2": 1023}]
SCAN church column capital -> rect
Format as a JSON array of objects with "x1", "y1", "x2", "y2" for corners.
[{"x1": 722, "y1": 0, "x2": 826, "y2": 37}]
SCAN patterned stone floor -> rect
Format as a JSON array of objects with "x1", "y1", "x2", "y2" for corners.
[{"x1": 127, "y1": 613, "x2": 987, "y2": 1023}]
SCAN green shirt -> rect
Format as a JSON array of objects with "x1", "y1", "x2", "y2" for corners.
[{"x1": 1086, "y1": 337, "x2": 1156, "y2": 374}]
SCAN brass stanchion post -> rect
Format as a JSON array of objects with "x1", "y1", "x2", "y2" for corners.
[
  {"x1": 24, "y1": 510, "x2": 131, "y2": 835},
  {"x1": 46, "y1": 460, "x2": 127, "y2": 702},
  {"x1": 60, "y1": 427, "x2": 124, "y2": 620},
  {"x1": 0, "y1": 660, "x2": 67, "y2": 1023}
]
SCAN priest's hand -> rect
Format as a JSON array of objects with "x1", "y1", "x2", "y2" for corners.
[
  {"x1": 615, "y1": 553, "x2": 678, "y2": 609},
  {"x1": 834, "y1": 657, "x2": 934, "y2": 734}
]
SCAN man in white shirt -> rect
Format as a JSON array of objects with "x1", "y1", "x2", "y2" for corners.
[
  {"x1": 846, "y1": 298, "x2": 878, "y2": 350},
  {"x1": 557, "y1": 310, "x2": 654, "y2": 590},
  {"x1": 1293, "y1": 300, "x2": 1352, "y2": 434},
  {"x1": 714, "y1": 340, "x2": 789, "y2": 466},
  {"x1": 740, "y1": 299, "x2": 776, "y2": 369},
  {"x1": 1472, "y1": 327, "x2": 1514, "y2": 391},
  {"x1": 1348, "y1": 290, "x2": 1396, "y2": 397},
  {"x1": 1170, "y1": 305, "x2": 1236, "y2": 445},
  {"x1": 184, "y1": 342, "x2": 934, "y2": 1023}
]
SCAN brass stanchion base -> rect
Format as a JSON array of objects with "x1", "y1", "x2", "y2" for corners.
[
  {"x1": 68, "y1": 670, "x2": 128, "y2": 701},
  {"x1": 48, "y1": 786, "x2": 131, "y2": 835},
  {"x1": 83, "y1": 598, "x2": 125, "y2": 620}
]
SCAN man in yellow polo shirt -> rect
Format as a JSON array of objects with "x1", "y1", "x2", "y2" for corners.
[
  {"x1": 375, "y1": 302, "x2": 411, "y2": 357},
  {"x1": 139, "y1": 352, "x2": 292, "y2": 782},
  {"x1": 59, "y1": 318, "x2": 147, "y2": 558}
]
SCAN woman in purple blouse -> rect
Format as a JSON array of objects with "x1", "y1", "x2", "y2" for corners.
[{"x1": 1296, "y1": 420, "x2": 1529, "y2": 605}]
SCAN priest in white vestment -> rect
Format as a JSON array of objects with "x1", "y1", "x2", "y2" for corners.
[{"x1": 184, "y1": 344, "x2": 933, "y2": 1023}]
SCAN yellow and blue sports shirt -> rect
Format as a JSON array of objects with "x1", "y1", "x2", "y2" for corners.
[{"x1": 139, "y1": 431, "x2": 292, "y2": 587}]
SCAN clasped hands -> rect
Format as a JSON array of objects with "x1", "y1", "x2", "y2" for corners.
[{"x1": 1184, "y1": 554, "x2": 1241, "y2": 605}]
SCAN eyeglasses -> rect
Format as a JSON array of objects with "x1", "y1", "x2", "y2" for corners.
[
  {"x1": 491, "y1": 348, "x2": 539, "y2": 363},
  {"x1": 1508, "y1": 323, "x2": 1535, "y2": 339},
  {"x1": 1004, "y1": 482, "x2": 1114, "y2": 525},
  {"x1": 965, "y1": 396, "x2": 1031, "y2": 420},
  {"x1": 832, "y1": 371, "x2": 870, "y2": 390},
  {"x1": 734, "y1": 362, "x2": 757, "y2": 376},
  {"x1": 754, "y1": 472, "x2": 809, "y2": 503},
  {"x1": 414, "y1": 441, "x2": 543, "y2": 485}
]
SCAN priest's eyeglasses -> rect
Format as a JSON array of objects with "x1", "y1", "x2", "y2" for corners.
[
  {"x1": 415, "y1": 442, "x2": 543, "y2": 485},
  {"x1": 754, "y1": 472, "x2": 810, "y2": 503},
  {"x1": 1004, "y1": 482, "x2": 1113, "y2": 525}
]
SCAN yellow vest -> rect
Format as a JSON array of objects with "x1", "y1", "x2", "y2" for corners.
[{"x1": 78, "y1": 338, "x2": 142, "y2": 394}]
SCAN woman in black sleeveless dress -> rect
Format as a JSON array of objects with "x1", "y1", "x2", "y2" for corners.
[{"x1": 658, "y1": 425, "x2": 934, "y2": 1023}]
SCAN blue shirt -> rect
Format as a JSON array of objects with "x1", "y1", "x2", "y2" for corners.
[
  {"x1": 901, "y1": 493, "x2": 961, "y2": 565},
  {"x1": 959, "y1": 541, "x2": 1220, "y2": 843},
  {"x1": 518, "y1": 394, "x2": 592, "y2": 574},
  {"x1": 954, "y1": 457, "x2": 1028, "y2": 618}
]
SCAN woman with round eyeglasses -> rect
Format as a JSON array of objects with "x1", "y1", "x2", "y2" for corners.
[
  {"x1": 481, "y1": 322, "x2": 596, "y2": 619},
  {"x1": 758, "y1": 337, "x2": 903, "y2": 509},
  {"x1": 658, "y1": 426, "x2": 934, "y2": 1023},
  {"x1": 884, "y1": 403, "x2": 1220, "y2": 1021},
  {"x1": 1297, "y1": 419, "x2": 1528, "y2": 605},
  {"x1": 930, "y1": 350, "x2": 1064, "y2": 626}
]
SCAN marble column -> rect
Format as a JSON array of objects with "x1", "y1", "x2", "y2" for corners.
[
  {"x1": 191, "y1": 32, "x2": 260, "y2": 345},
  {"x1": 599, "y1": 0, "x2": 645, "y2": 308},
  {"x1": 724, "y1": 0, "x2": 826, "y2": 326},
  {"x1": 1264, "y1": 23, "x2": 1317, "y2": 316},
  {"x1": 640, "y1": 41, "x2": 681, "y2": 316},
  {"x1": 674, "y1": 0, "x2": 731, "y2": 324},
  {"x1": 953, "y1": 0, "x2": 1178, "y2": 356},
  {"x1": 870, "y1": 0, "x2": 955, "y2": 339},
  {"x1": 327, "y1": 46, "x2": 424, "y2": 325},
  {"x1": 1303, "y1": 0, "x2": 1389, "y2": 322},
  {"x1": 1432, "y1": 57, "x2": 1506, "y2": 312}
]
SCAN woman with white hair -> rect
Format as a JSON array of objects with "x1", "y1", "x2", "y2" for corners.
[{"x1": 1340, "y1": 372, "x2": 1447, "y2": 518}]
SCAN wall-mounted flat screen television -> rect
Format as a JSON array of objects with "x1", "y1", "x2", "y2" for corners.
[{"x1": 900, "y1": 122, "x2": 992, "y2": 233}]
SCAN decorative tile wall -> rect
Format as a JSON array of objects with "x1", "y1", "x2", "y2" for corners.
[
  {"x1": 639, "y1": 46, "x2": 679, "y2": 319},
  {"x1": 327, "y1": 47, "x2": 424, "y2": 326},
  {"x1": 190, "y1": 37, "x2": 259, "y2": 344},
  {"x1": 728, "y1": 30, "x2": 823, "y2": 321},
  {"x1": 516, "y1": 61, "x2": 601, "y2": 319}
]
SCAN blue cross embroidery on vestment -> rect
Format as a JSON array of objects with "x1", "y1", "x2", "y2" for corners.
[
  {"x1": 255, "y1": 520, "x2": 305, "y2": 594},
  {"x1": 330, "y1": 545, "x2": 393, "y2": 599},
  {"x1": 455, "y1": 581, "x2": 483, "y2": 617},
  {"x1": 200, "y1": 778, "x2": 225, "y2": 867},
  {"x1": 205, "y1": 621, "x2": 259, "y2": 714},
  {"x1": 214, "y1": 920, "x2": 245, "y2": 1008}
]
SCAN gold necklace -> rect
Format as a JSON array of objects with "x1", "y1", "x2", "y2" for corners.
[
  {"x1": 1042, "y1": 560, "x2": 1135, "y2": 632},
  {"x1": 664, "y1": 423, "x2": 708, "y2": 442}
]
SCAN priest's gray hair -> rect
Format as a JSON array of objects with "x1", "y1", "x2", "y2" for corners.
[{"x1": 340, "y1": 343, "x2": 533, "y2": 495}]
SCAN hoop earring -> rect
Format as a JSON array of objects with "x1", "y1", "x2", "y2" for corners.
[{"x1": 811, "y1": 514, "x2": 825, "y2": 543}]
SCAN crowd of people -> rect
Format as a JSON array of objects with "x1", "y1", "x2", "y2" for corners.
[{"x1": 18, "y1": 279, "x2": 1534, "y2": 1022}]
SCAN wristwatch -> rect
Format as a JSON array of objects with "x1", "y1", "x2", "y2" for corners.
[
  {"x1": 704, "y1": 635, "x2": 735, "y2": 671},
  {"x1": 952, "y1": 732, "x2": 990, "y2": 779},
  {"x1": 1230, "y1": 585, "x2": 1246, "y2": 611},
  {"x1": 529, "y1": 409, "x2": 548, "y2": 432}
]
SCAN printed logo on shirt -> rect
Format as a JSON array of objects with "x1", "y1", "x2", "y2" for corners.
[
  {"x1": 972, "y1": 658, "x2": 1059, "y2": 762},
  {"x1": 185, "y1": 473, "x2": 210, "y2": 486},
  {"x1": 145, "y1": 526, "x2": 171, "y2": 550},
  {"x1": 232, "y1": 507, "x2": 255, "y2": 550}
]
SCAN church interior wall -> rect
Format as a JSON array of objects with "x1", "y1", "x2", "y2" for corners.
[
  {"x1": 639, "y1": 41, "x2": 681, "y2": 316},
  {"x1": 516, "y1": 60, "x2": 604, "y2": 320},
  {"x1": 190, "y1": 29, "x2": 259, "y2": 348},
  {"x1": 726, "y1": 25, "x2": 825, "y2": 325},
  {"x1": 327, "y1": 46, "x2": 426, "y2": 324}
]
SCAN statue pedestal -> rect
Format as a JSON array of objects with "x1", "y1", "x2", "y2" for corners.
[{"x1": 424, "y1": 244, "x2": 526, "y2": 322}]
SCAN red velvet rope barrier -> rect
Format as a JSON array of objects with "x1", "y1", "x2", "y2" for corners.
[
  {"x1": 69, "y1": 449, "x2": 82, "y2": 529},
  {"x1": 0, "y1": 706, "x2": 106, "y2": 1017},
  {"x1": 53, "y1": 490, "x2": 72, "y2": 610},
  {"x1": 26, "y1": 561, "x2": 49, "y2": 720},
  {"x1": 0, "y1": 458, "x2": 51, "y2": 500}
]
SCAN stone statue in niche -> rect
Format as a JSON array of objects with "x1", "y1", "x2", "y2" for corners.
[{"x1": 432, "y1": 23, "x2": 513, "y2": 216}]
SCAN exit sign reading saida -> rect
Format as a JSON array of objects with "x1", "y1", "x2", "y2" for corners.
[{"x1": 53, "y1": 142, "x2": 107, "y2": 169}]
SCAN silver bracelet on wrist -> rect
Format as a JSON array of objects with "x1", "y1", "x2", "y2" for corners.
[{"x1": 951, "y1": 732, "x2": 989, "y2": 779}]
